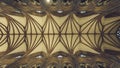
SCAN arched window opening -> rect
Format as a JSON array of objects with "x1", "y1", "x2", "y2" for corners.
[
  {"x1": 62, "y1": 0, "x2": 72, "y2": 5},
  {"x1": 51, "y1": 0, "x2": 58, "y2": 6},
  {"x1": 53, "y1": 0, "x2": 57, "y2": 3},
  {"x1": 96, "y1": 0, "x2": 110, "y2": 6},
  {"x1": 57, "y1": 55, "x2": 63, "y2": 59},
  {"x1": 79, "y1": 63, "x2": 91, "y2": 68},
  {"x1": 15, "y1": 55, "x2": 22, "y2": 59},
  {"x1": 48, "y1": 63, "x2": 58, "y2": 68},
  {"x1": 14, "y1": 0, "x2": 20, "y2": 2},
  {"x1": 30, "y1": 0, "x2": 40, "y2": 5},
  {"x1": 35, "y1": 0, "x2": 40, "y2": 3},
  {"x1": 79, "y1": 63, "x2": 86, "y2": 68},
  {"x1": 80, "y1": 0, "x2": 87, "y2": 3},
  {"x1": 50, "y1": 65, "x2": 56, "y2": 68},
  {"x1": 63, "y1": 63, "x2": 73, "y2": 68},
  {"x1": 35, "y1": 55, "x2": 43, "y2": 59},
  {"x1": 36, "y1": 64, "x2": 41, "y2": 68},
  {"x1": 63, "y1": 0, "x2": 67, "y2": 3},
  {"x1": 14, "y1": 0, "x2": 27, "y2": 5},
  {"x1": 79, "y1": 0, "x2": 87, "y2": 6},
  {"x1": 34, "y1": 0, "x2": 41, "y2": 5},
  {"x1": 80, "y1": 54, "x2": 87, "y2": 58},
  {"x1": 96, "y1": 62, "x2": 106, "y2": 68}
]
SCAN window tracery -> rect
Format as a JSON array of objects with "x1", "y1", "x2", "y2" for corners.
[
  {"x1": 63, "y1": 63, "x2": 73, "y2": 68},
  {"x1": 51, "y1": 0, "x2": 58, "y2": 6},
  {"x1": 62, "y1": 0, "x2": 72, "y2": 5},
  {"x1": 79, "y1": 63, "x2": 92, "y2": 68},
  {"x1": 95, "y1": 0, "x2": 110, "y2": 6}
]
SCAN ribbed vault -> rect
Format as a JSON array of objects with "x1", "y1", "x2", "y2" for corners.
[{"x1": 0, "y1": 0, "x2": 120, "y2": 68}]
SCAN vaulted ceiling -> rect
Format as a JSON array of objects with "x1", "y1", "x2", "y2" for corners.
[{"x1": 0, "y1": 0, "x2": 120, "y2": 68}]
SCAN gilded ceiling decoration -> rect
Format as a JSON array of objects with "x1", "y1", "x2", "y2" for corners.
[{"x1": 0, "y1": 0, "x2": 120, "y2": 68}]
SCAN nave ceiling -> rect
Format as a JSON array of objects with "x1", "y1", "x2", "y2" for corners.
[{"x1": 0, "y1": 0, "x2": 120, "y2": 68}]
